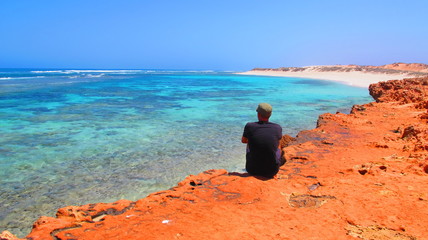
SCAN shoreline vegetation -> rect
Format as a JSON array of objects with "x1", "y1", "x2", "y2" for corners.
[
  {"x1": 2, "y1": 63, "x2": 428, "y2": 239},
  {"x1": 236, "y1": 63, "x2": 428, "y2": 88}
]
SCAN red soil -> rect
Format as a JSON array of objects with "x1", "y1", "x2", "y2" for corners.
[{"x1": 379, "y1": 63, "x2": 428, "y2": 73}]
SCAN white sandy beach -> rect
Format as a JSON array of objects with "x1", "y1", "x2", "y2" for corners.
[{"x1": 237, "y1": 70, "x2": 416, "y2": 88}]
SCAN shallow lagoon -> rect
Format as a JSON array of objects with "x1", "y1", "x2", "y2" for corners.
[{"x1": 0, "y1": 70, "x2": 371, "y2": 236}]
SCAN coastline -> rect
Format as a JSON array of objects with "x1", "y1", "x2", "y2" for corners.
[
  {"x1": 0, "y1": 70, "x2": 370, "y2": 238},
  {"x1": 3, "y1": 77, "x2": 428, "y2": 239},
  {"x1": 236, "y1": 70, "x2": 418, "y2": 88}
]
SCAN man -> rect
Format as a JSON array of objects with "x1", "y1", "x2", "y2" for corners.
[{"x1": 242, "y1": 103, "x2": 283, "y2": 178}]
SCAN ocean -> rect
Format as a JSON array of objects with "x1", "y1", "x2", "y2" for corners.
[{"x1": 0, "y1": 69, "x2": 371, "y2": 236}]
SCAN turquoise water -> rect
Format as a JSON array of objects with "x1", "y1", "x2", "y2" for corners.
[{"x1": 0, "y1": 69, "x2": 371, "y2": 236}]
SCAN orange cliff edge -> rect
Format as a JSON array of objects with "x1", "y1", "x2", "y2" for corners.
[{"x1": 2, "y1": 77, "x2": 428, "y2": 240}]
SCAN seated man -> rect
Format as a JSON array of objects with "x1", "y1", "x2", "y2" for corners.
[{"x1": 242, "y1": 103, "x2": 283, "y2": 178}]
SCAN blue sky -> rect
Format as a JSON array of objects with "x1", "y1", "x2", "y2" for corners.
[{"x1": 1, "y1": 0, "x2": 427, "y2": 70}]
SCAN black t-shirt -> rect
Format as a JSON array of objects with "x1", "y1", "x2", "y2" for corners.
[{"x1": 243, "y1": 121, "x2": 282, "y2": 177}]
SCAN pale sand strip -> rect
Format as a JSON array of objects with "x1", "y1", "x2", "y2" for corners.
[{"x1": 236, "y1": 70, "x2": 416, "y2": 88}]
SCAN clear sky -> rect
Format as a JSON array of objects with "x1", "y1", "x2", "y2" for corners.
[{"x1": 1, "y1": 0, "x2": 427, "y2": 70}]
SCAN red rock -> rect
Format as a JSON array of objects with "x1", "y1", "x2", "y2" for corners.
[
  {"x1": 380, "y1": 62, "x2": 428, "y2": 73},
  {"x1": 369, "y1": 77, "x2": 428, "y2": 103},
  {"x1": 5, "y1": 77, "x2": 428, "y2": 239},
  {"x1": 280, "y1": 134, "x2": 296, "y2": 149}
]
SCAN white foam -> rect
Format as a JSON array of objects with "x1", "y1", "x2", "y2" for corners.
[
  {"x1": 31, "y1": 70, "x2": 66, "y2": 73},
  {"x1": 86, "y1": 73, "x2": 105, "y2": 78},
  {"x1": 31, "y1": 70, "x2": 146, "y2": 74},
  {"x1": 67, "y1": 70, "x2": 150, "y2": 74},
  {"x1": 0, "y1": 76, "x2": 45, "y2": 80},
  {"x1": 30, "y1": 69, "x2": 219, "y2": 75}
]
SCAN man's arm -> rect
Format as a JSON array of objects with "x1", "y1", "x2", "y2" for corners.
[{"x1": 242, "y1": 123, "x2": 249, "y2": 144}]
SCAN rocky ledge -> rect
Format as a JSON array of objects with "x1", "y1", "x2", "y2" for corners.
[{"x1": 2, "y1": 77, "x2": 428, "y2": 240}]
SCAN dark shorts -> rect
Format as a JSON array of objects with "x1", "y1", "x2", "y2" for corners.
[{"x1": 245, "y1": 148, "x2": 283, "y2": 178}]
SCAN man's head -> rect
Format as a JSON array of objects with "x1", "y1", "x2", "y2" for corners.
[{"x1": 256, "y1": 103, "x2": 272, "y2": 120}]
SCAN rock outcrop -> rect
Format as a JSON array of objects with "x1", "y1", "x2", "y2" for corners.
[
  {"x1": 3, "y1": 77, "x2": 428, "y2": 240},
  {"x1": 369, "y1": 77, "x2": 428, "y2": 105}
]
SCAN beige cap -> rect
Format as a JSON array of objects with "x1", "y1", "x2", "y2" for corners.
[{"x1": 256, "y1": 103, "x2": 272, "y2": 118}]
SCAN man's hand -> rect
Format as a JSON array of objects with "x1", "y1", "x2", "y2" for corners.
[{"x1": 241, "y1": 136, "x2": 248, "y2": 143}]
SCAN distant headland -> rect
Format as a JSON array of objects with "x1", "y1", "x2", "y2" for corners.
[{"x1": 238, "y1": 63, "x2": 428, "y2": 88}]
